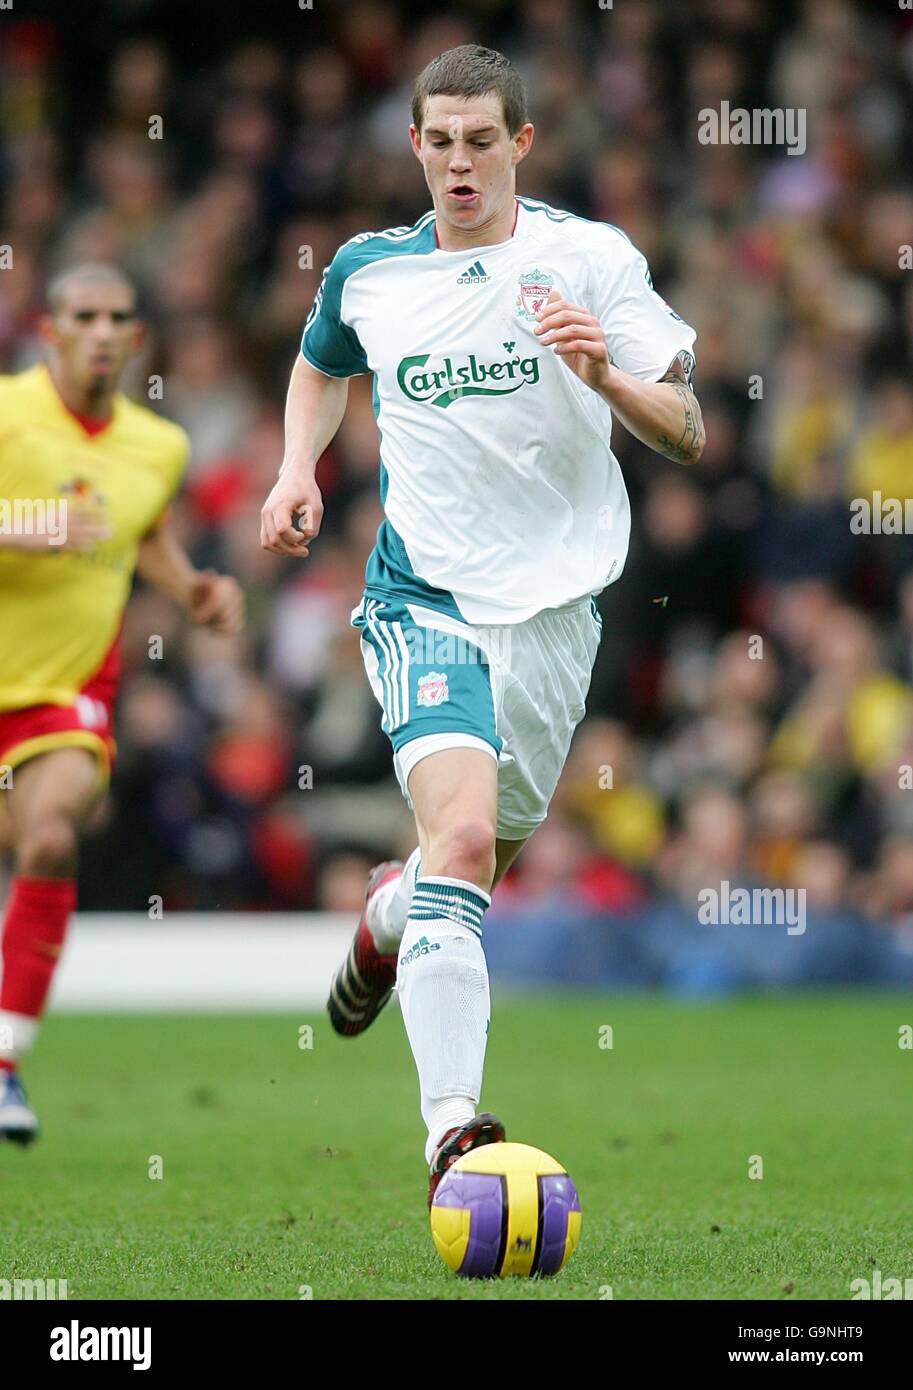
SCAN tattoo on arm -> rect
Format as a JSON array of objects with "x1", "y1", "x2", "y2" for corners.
[
  {"x1": 655, "y1": 352, "x2": 704, "y2": 463},
  {"x1": 661, "y1": 350, "x2": 695, "y2": 388}
]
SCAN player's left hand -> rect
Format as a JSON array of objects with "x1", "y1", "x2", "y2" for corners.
[
  {"x1": 533, "y1": 288, "x2": 612, "y2": 394},
  {"x1": 185, "y1": 570, "x2": 245, "y2": 634}
]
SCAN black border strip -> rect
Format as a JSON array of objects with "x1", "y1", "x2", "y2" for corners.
[
  {"x1": 495, "y1": 1174, "x2": 509, "y2": 1277},
  {"x1": 531, "y1": 1175, "x2": 545, "y2": 1275}
]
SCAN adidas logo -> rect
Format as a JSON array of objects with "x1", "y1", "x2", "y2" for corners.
[
  {"x1": 400, "y1": 935, "x2": 442, "y2": 966},
  {"x1": 457, "y1": 260, "x2": 490, "y2": 285}
]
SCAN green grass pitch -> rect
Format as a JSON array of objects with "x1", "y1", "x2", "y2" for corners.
[{"x1": 1, "y1": 994, "x2": 910, "y2": 1300}]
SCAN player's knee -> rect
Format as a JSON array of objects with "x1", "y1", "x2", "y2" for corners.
[
  {"x1": 428, "y1": 817, "x2": 496, "y2": 888},
  {"x1": 17, "y1": 816, "x2": 79, "y2": 877}
]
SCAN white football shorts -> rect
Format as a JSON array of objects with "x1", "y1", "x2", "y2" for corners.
[{"x1": 353, "y1": 592, "x2": 602, "y2": 840}]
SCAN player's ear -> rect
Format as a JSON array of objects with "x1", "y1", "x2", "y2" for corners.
[
  {"x1": 37, "y1": 313, "x2": 59, "y2": 348},
  {"x1": 511, "y1": 122, "x2": 534, "y2": 167},
  {"x1": 131, "y1": 320, "x2": 146, "y2": 353},
  {"x1": 408, "y1": 123, "x2": 423, "y2": 163}
]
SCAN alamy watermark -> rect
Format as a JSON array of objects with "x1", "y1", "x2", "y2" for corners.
[
  {"x1": 850, "y1": 1269, "x2": 913, "y2": 1300},
  {"x1": 50, "y1": 1321, "x2": 151, "y2": 1370},
  {"x1": 0, "y1": 497, "x2": 68, "y2": 545},
  {"x1": 698, "y1": 882, "x2": 807, "y2": 935},
  {"x1": 850, "y1": 493, "x2": 913, "y2": 535},
  {"x1": 698, "y1": 101, "x2": 806, "y2": 156},
  {"x1": 0, "y1": 1277, "x2": 68, "y2": 1299},
  {"x1": 402, "y1": 625, "x2": 512, "y2": 668}
]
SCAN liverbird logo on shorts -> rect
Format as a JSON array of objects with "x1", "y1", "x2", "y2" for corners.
[{"x1": 417, "y1": 671, "x2": 450, "y2": 707}]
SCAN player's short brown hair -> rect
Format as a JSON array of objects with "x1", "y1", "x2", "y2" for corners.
[
  {"x1": 47, "y1": 262, "x2": 137, "y2": 316},
  {"x1": 412, "y1": 44, "x2": 528, "y2": 136}
]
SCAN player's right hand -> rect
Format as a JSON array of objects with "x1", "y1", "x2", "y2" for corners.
[
  {"x1": 260, "y1": 473, "x2": 323, "y2": 557},
  {"x1": 62, "y1": 506, "x2": 113, "y2": 551}
]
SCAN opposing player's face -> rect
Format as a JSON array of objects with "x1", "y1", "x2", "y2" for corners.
[
  {"x1": 411, "y1": 94, "x2": 533, "y2": 236},
  {"x1": 47, "y1": 282, "x2": 141, "y2": 393}
]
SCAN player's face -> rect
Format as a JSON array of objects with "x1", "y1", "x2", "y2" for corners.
[
  {"x1": 46, "y1": 282, "x2": 141, "y2": 394},
  {"x1": 411, "y1": 93, "x2": 533, "y2": 236}
]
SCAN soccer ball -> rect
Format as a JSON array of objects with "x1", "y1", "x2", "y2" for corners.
[{"x1": 430, "y1": 1141, "x2": 581, "y2": 1278}]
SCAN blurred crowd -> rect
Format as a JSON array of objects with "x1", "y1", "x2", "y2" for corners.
[{"x1": 2, "y1": 0, "x2": 913, "y2": 969}]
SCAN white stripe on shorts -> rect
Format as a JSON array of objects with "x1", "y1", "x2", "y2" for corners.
[{"x1": 364, "y1": 599, "x2": 410, "y2": 731}]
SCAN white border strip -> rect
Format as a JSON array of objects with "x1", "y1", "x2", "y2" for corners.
[{"x1": 33, "y1": 914, "x2": 358, "y2": 1013}]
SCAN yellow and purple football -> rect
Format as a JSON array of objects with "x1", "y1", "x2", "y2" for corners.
[{"x1": 430, "y1": 1141, "x2": 582, "y2": 1278}]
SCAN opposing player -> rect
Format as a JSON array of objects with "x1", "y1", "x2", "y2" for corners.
[
  {"x1": 0, "y1": 263, "x2": 244, "y2": 1142},
  {"x1": 260, "y1": 46, "x2": 703, "y2": 1203}
]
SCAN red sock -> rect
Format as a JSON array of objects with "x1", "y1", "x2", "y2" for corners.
[{"x1": 0, "y1": 877, "x2": 76, "y2": 1065}]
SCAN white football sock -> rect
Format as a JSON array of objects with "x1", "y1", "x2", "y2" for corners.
[
  {"x1": 425, "y1": 1097, "x2": 476, "y2": 1161},
  {"x1": 0, "y1": 1010, "x2": 38, "y2": 1067},
  {"x1": 366, "y1": 847, "x2": 421, "y2": 954},
  {"x1": 394, "y1": 875, "x2": 492, "y2": 1166}
]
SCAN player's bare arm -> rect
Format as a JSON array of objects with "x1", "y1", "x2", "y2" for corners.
[
  {"x1": 534, "y1": 292, "x2": 705, "y2": 465},
  {"x1": 137, "y1": 508, "x2": 245, "y2": 634},
  {"x1": 259, "y1": 354, "x2": 345, "y2": 557},
  {"x1": 649, "y1": 350, "x2": 705, "y2": 464}
]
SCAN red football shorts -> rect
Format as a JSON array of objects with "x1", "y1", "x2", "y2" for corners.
[{"x1": 0, "y1": 641, "x2": 119, "y2": 789}]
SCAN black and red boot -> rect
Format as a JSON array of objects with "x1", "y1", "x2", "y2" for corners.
[
  {"x1": 427, "y1": 1112, "x2": 506, "y2": 1208},
  {"x1": 327, "y1": 861, "x2": 403, "y2": 1037}
]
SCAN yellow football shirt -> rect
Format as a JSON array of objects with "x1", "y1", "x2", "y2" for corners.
[{"x1": 0, "y1": 363, "x2": 190, "y2": 710}]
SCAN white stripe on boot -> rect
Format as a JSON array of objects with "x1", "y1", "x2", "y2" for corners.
[{"x1": 366, "y1": 847, "x2": 421, "y2": 954}]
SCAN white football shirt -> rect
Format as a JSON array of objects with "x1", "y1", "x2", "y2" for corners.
[{"x1": 302, "y1": 195, "x2": 696, "y2": 625}]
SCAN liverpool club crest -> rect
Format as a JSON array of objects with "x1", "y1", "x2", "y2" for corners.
[
  {"x1": 516, "y1": 269, "x2": 554, "y2": 321},
  {"x1": 416, "y1": 671, "x2": 450, "y2": 707}
]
